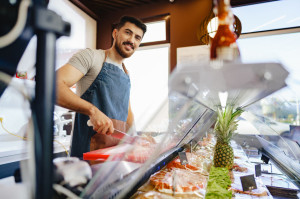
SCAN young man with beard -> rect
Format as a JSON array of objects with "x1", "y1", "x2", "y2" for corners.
[{"x1": 56, "y1": 16, "x2": 147, "y2": 157}]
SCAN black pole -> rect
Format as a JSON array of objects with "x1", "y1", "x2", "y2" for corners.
[
  {"x1": 33, "y1": 30, "x2": 57, "y2": 199},
  {"x1": 31, "y1": 4, "x2": 70, "y2": 199}
]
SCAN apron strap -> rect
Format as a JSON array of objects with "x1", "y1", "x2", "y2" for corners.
[{"x1": 122, "y1": 63, "x2": 129, "y2": 75}]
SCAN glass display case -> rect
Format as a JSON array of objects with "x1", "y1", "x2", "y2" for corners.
[
  {"x1": 72, "y1": 59, "x2": 300, "y2": 199},
  {"x1": 80, "y1": 90, "x2": 216, "y2": 198}
]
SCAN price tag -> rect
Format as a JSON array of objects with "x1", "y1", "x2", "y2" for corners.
[
  {"x1": 255, "y1": 164, "x2": 262, "y2": 177},
  {"x1": 240, "y1": 174, "x2": 257, "y2": 192},
  {"x1": 261, "y1": 154, "x2": 270, "y2": 164},
  {"x1": 178, "y1": 152, "x2": 188, "y2": 165},
  {"x1": 190, "y1": 140, "x2": 197, "y2": 153}
]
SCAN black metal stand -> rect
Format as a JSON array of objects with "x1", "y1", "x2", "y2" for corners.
[
  {"x1": 32, "y1": 4, "x2": 70, "y2": 199},
  {"x1": 33, "y1": 31, "x2": 57, "y2": 199}
]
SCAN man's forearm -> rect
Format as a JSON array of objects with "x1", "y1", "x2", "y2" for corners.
[{"x1": 56, "y1": 83, "x2": 114, "y2": 134}]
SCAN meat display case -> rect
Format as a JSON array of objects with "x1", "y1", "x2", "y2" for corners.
[{"x1": 78, "y1": 61, "x2": 300, "y2": 199}]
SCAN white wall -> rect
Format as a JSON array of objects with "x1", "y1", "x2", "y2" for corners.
[{"x1": 49, "y1": 0, "x2": 97, "y2": 50}]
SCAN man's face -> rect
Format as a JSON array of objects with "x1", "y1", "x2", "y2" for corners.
[{"x1": 113, "y1": 22, "x2": 144, "y2": 58}]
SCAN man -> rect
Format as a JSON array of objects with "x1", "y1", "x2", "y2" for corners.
[{"x1": 56, "y1": 16, "x2": 147, "y2": 158}]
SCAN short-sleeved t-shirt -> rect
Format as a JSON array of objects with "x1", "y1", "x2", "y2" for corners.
[{"x1": 67, "y1": 48, "x2": 124, "y2": 96}]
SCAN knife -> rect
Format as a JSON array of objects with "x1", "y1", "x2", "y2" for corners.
[
  {"x1": 87, "y1": 120, "x2": 136, "y2": 144},
  {"x1": 111, "y1": 128, "x2": 137, "y2": 143}
]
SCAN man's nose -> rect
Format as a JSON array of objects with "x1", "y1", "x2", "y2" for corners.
[{"x1": 128, "y1": 35, "x2": 135, "y2": 44}]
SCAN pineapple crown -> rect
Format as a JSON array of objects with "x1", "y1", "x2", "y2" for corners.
[{"x1": 214, "y1": 106, "x2": 243, "y2": 143}]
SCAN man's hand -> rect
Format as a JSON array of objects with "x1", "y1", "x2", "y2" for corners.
[{"x1": 89, "y1": 108, "x2": 114, "y2": 135}]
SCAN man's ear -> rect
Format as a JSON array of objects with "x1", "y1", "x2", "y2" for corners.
[{"x1": 112, "y1": 29, "x2": 117, "y2": 40}]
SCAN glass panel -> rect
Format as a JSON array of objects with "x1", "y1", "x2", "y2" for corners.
[
  {"x1": 141, "y1": 20, "x2": 166, "y2": 43},
  {"x1": 232, "y1": 0, "x2": 300, "y2": 33},
  {"x1": 180, "y1": 108, "x2": 216, "y2": 145},
  {"x1": 169, "y1": 61, "x2": 288, "y2": 111},
  {"x1": 237, "y1": 111, "x2": 300, "y2": 179}
]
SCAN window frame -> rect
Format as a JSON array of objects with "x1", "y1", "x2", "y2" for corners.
[
  {"x1": 140, "y1": 14, "x2": 170, "y2": 47},
  {"x1": 240, "y1": 26, "x2": 300, "y2": 39}
]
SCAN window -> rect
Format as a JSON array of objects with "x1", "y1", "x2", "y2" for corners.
[
  {"x1": 232, "y1": 0, "x2": 300, "y2": 161},
  {"x1": 232, "y1": 0, "x2": 300, "y2": 126},
  {"x1": 232, "y1": 0, "x2": 300, "y2": 33},
  {"x1": 141, "y1": 20, "x2": 166, "y2": 43},
  {"x1": 238, "y1": 33, "x2": 300, "y2": 124},
  {"x1": 140, "y1": 14, "x2": 170, "y2": 46},
  {"x1": 125, "y1": 45, "x2": 169, "y2": 131}
]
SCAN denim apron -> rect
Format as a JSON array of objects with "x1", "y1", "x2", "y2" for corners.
[{"x1": 70, "y1": 51, "x2": 130, "y2": 158}]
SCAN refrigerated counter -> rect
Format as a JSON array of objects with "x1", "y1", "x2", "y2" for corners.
[{"x1": 62, "y1": 61, "x2": 300, "y2": 199}]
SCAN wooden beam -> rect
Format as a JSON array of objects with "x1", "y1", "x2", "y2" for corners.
[
  {"x1": 95, "y1": 0, "x2": 139, "y2": 7},
  {"x1": 89, "y1": 0, "x2": 122, "y2": 10},
  {"x1": 98, "y1": 1, "x2": 134, "y2": 8},
  {"x1": 231, "y1": 0, "x2": 278, "y2": 7},
  {"x1": 69, "y1": 0, "x2": 100, "y2": 20},
  {"x1": 118, "y1": 0, "x2": 143, "y2": 6}
]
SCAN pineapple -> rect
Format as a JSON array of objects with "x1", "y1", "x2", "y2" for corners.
[{"x1": 213, "y1": 106, "x2": 243, "y2": 169}]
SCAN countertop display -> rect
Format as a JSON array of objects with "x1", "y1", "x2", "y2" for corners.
[{"x1": 71, "y1": 61, "x2": 300, "y2": 199}]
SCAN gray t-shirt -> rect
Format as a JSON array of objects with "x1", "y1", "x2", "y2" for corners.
[{"x1": 67, "y1": 48, "x2": 124, "y2": 96}]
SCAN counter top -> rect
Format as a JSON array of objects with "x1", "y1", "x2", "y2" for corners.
[{"x1": 0, "y1": 135, "x2": 71, "y2": 165}]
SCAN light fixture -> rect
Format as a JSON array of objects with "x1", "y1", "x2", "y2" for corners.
[
  {"x1": 207, "y1": 17, "x2": 219, "y2": 38},
  {"x1": 197, "y1": 11, "x2": 242, "y2": 45}
]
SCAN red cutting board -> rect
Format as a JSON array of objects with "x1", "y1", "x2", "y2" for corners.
[
  {"x1": 83, "y1": 144, "x2": 133, "y2": 161},
  {"x1": 83, "y1": 143, "x2": 153, "y2": 163}
]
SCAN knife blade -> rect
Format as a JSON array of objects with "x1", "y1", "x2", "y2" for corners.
[
  {"x1": 87, "y1": 119, "x2": 136, "y2": 144},
  {"x1": 111, "y1": 129, "x2": 136, "y2": 144}
]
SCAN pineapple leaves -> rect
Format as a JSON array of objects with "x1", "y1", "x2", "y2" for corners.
[{"x1": 214, "y1": 106, "x2": 244, "y2": 143}]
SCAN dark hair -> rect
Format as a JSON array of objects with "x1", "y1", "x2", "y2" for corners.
[{"x1": 116, "y1": 16, "x2": 147, "y2": 36}]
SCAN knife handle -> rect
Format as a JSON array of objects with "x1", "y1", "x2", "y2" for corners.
[
  {"x1": 87, "y1": 120, "x2": 128, "y2": 140},
  {"x1": 87, "y1": 120, "x2": 92, "y2": 127}
]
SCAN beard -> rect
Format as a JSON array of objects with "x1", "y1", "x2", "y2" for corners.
[{"x1": 114, "y1": 41, "x2": 134, "y2": 58}]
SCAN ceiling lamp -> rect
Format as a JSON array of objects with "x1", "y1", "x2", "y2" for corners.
[{"x1": 197, "y1": 10, "x2": 242, "y2": 45}]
